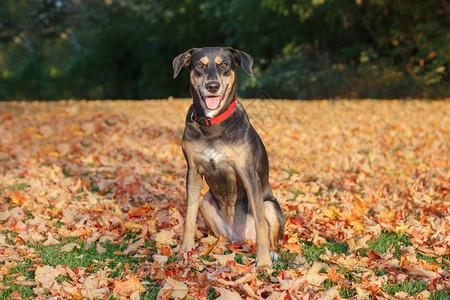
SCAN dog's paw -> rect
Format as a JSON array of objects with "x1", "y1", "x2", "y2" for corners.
[
  {"x1": 179, "y1": 242, "x2": 195, "y2": 253},
  {"x1": 270, "y1": 251, "x2": 279, "y2": 262},
  {"x1": 256, "y1": 254, "x2": 272, "y2": 268}
]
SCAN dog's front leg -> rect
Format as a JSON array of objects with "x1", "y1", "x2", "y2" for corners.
[
  {"x1": 180, "y1": 167, "x2": 203, "y2": 252},
  {"x1": 239, "y1": 169, "x2": 272, "y2": 267}
]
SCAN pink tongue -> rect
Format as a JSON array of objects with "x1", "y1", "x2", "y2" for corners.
[{"x1": 205, "y1": 96, "x2": 221, "y2": 110}]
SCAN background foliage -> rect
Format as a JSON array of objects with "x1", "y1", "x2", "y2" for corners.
[{"x1": 0, "y1": 0, "x2": 448, "y2": 100}]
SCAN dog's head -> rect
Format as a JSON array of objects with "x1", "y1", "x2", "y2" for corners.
[{"x1": 173, "y1": 47, "x2": 253, "y2": 117}]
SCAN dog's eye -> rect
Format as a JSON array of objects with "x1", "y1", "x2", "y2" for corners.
[
  {"x1": 196, "y1": 63, "x2": 204, "y2": 69},
  {"x1": 220, "y1": 62, "x2": 228, "y2": 68}
]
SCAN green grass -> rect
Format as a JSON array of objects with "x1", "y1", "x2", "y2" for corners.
[
  {"x1": 321, "y1": 279, "x2": 337, "y2": 289},
  {"x1": 34, "y1": 237, "x2": 150, "y2": 273},
  {"x1": 301, "y1": 241, "x2": 326, "y2": 262},
  {"x1": 141, "y1": 282, "x2": 161, "y2": 299},
  {"x1": 0, "y1": 231, "x2": 158, "y2": 298},
  {"x1": 359, "y1": 231, "x2": 412, "y2": 257},
  {"x1": 0, "y1": 183, "x2": 30, "y2": 193},
  {"x1": 340, "y1": 288, "x2": 357, "y2": 298},
  {"x1": 1, "y1": 229, "x2": 448, "y2": 299},
  {"x1": 325, "y1": 241, "x2": 349, "y2": 255},
  {"x1": 0, "y1": 283, "x2": 36, "y2": 299},
  {"x1": 430, "y1": 290, "x2": 450, "y2": 300},
  {"x1": 207, "y1": 287, "x2": 219, "y2": 300},
  {"x1": 0, "y1": 260, "x2": 37, "y2": 298},
  {"x1": 299, "y1": 240, "x2": 349, "y2": 263},
  {"x1": 381, "y1": 280, "x2": 427, "y2": 296},
  {"x1": 272, "y1": 252, "x2": 299, "y2": 270}
]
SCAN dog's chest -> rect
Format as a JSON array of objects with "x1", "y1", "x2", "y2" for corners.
[
  {"x1": 192, "y1": 147, "x2": 229, "y2": 175},
  {"x1": 200, "y1": 148, "x2": 224, "y2": 164}
]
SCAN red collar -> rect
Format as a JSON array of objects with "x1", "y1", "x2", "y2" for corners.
[{"x1": 190, "y1": 99, "x2": 236, "y2": 127}]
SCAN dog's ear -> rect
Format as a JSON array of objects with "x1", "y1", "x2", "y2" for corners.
[
  {"x1": 172, "y1": 48, "x2": 197, "y2": 78},
  {"x1": 227, "y1": 48, "x2": 254, "y2": 77}
]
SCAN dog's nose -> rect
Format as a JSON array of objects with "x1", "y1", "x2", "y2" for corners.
[{"x1": 205, "y1": 81, "x2": 220, "y2": 94}]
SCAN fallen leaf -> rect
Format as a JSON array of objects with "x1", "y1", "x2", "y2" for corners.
[
  {"x1": 154, "y1": 229, "x2": 177, "y2": 246},
  {"x1": 113, "y1": 276, "x2": 145, "y2": 297},
  {"x1": 123, "y1": 238, "x2": 145, "y2": 255},
  {"x1": 61, "y1": 242, "x2": 81, "y2": 252},
  {"x1": 43, "y1": 232, "x2": 60, "y2": 246},
  {"x1": 318, "y1": 286, "x2": 339, "y2": 300},
  {"x1": 214, "y1": 286, "x2": 242, "y2": 300},
  {"x1": 96, "y1": 243, "x2": 107, "y2": 254}
]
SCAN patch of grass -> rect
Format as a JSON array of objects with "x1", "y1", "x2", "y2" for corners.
[
  {"x1": 375, "y1": 269, "x2": 388, "y2": 277},
  {"x1": 0, "y1": 260, "x2": 37, "y2": 298},
  {"x1": 430, "y1": 290, "x2": 450, "y2": 300},
  {"x1": 234, "y1": 253, "x2": 243, "y2": 264},
  {"x1": 207, "y1": 287, "x2": 219, "y2": 300},
  {"x1": 0, "y1": 283, "x2": 36, "y2": 299},
  {"x1": 200, "y1": 255, "x2": 215, "y2": 262},
  {"x1": 301, "y1": 241, "x2": 326, "y2": 262},
  {"x1": 0, "y1": 183, "x2": 30, "y2": 193},
  {"x1": 34, "y1": 237, "x2": 150, "y2": 274},
  {"x1": 6, "y1": 261, "x2": 36, "y2": 280},
  {"x1": 321, "y1": 279, "x2": 337, "y2": 289},
  {"x1": 381, "y1": 279, "x2": 427, "y2": 296},
  {"x1": 299, "y1": 240, "x2": 349, "y2": 263},
  {"x1": 340, "y1": 288, "x2": 357, "y2": 298},
  {"x1": 139, "y1": 282, "x2": 160, "y2": 299},
  {"x1": 359, "y1": 231, "x2": 412, "y2": 256},
  {"x1": 1, "y1": 231, "x2": 19, "y2": 245},
  {"x1": 272, "y1": 251, "x2": 299, "y2": 270},
  {"x1": 325, "y1": 241, "x2": 349, "y2": 255},
  {"x1": 56, "y1": 275, "x2": 71, "y2": 283}
]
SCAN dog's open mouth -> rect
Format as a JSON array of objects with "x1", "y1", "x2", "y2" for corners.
[
  {"x1": 204, "y1": 96, "x2": 222, "y2": 110},
  {"x1": 198, "y1": 84, "x2": 229, "y2": 110}
]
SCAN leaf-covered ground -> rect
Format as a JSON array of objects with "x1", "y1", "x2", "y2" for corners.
[{"x1": 0, "y1": 99, "x2": 448, "y2": 299}]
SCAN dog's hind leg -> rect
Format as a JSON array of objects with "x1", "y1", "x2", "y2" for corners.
[
  {"x1": 264, "y1": 199, "x2": 285, "y2": 251},
  {"x1": 199, "y1": 191, "x2": 229, "y2": 238}
]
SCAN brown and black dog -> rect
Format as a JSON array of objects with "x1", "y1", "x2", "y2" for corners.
[{"x1": 173, "y1": 47, "x2": 285, "y2": 267}]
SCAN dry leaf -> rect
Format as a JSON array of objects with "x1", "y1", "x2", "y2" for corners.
[
  {"x1": 113, "y1": 276, "x2": 145, "y2": 297},
  {"x1": 61, "y1": 242, "x2": 81, "y2": 252},
  {"x1": 302, "y1": 262, "x2": 327, "y2": 285},
  {"x1": 154, "y1": 229, "x2": 177, "y2": 246},
  {"x1": 123, "y1": 238, "x2": 145, "y2": 255},
  {"x1": 164, "y1": 277, "x2": 189, "y2": 299},
  {"x1": 318, "y1": 286, "x2": 339, "y2": 300},
  {"x1": 43, "y1": 232, "x2": 60, "y2": 246},
  {"x1": 214, "y1": 286, "x2": 243, "y2": 300},
  {"x1": 96, "y1": 243, "x2": 106, "y2": 254}
]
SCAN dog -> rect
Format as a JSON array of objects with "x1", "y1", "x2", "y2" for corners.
[{"x1": 172, "y1": 47, "x2": 285, "y2": 267}]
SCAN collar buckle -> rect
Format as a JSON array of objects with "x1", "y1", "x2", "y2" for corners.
[{"x1": 196, "y1": 115, "x2": 212, "y2": 127}]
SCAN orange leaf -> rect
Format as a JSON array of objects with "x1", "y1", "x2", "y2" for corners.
[
  {"x1": 11, "y1": 291, "x2": 21, "y2": 300},
  {"x1": 326, "y1": 268, "x2": 345, "y2": 282},
  {"x1": 284, "y1": 243, "x2": 303, "y2": 253},
  {"x1": 113, "y1": 276, "x2": 145, "y2": 297},
  {"x1": 228, "y1": 261, "x2": 252, "y2": 275},
  {"x1": 129, "y1": 205, "x2": 152, "y2": 218},
  {"x1": 10, "y1": 190, "x2": 26, "y2": 206}
]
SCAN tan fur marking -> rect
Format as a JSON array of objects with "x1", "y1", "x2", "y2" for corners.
[
  {"x1": 214, "y1": 56, "x2": 223, "y2": 65},
  {"x1": 200, "y1": 56, "x2": 209, "y2": 64},
  {"x1": 222, "y1": 70, "x2": 235, "y2": 101}
]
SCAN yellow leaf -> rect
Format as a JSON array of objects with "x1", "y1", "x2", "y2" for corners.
[
  {"x1": 323, "y1": 206, "x2": 341, "y2": 220},
  {"x1": 350, "y1": 221, "x2": 366, "y2": 232}
]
